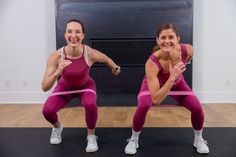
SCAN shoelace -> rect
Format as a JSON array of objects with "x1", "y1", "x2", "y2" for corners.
[
  {"x1": 196, "y1": 138, "x2": 209, "y2": 146},
  {"x1": 87, "y1": 136, "x2": 98, "y2": 143},
  {"x1": 127, "y1": 138, "x2": 138, "y2": 148},
  {"x1": 51, "y1": 128, "x2": 61, "y2": 138}
]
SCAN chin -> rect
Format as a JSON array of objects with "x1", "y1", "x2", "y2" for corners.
[
  {"x1": 69, "y1": 43, "x2": 79, "y2": 48},
  {"x1": 162, "y1": 48, "x2": 171, "y2": 52}
]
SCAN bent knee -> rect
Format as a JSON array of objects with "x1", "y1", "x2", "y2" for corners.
[
  {"x1": 42, "y1": 106, "x2": 56, "y2": 117},
  {"x1": 138, "y1": 103, "x2": 152, "y2": 112},
  {"x1": 83, "y1": 101, "x2": 97, "y2": 111}
]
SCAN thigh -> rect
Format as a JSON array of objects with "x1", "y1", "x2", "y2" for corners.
[
  {"x1": 170, "y1": 78, "x2": 193, "y2": 103},
  {"x1": 170, "y1": 79, "x2": 201, "y2": 110},
  {"x1": 137, "y1": 93, "x2": 153, "y2": 108},
  {"x1": 79, "y1": 91, "x2": 97, "y2": 107},
  {"x1": 43, "y1": 95, "x2": 71, "y2": 112}
]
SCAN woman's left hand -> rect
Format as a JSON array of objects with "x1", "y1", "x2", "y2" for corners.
[{"x1": 112, "y1": 66, "x2": 121, "y2": 76}]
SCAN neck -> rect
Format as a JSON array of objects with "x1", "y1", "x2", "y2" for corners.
[
  {"x1": 169, "y1": 50, "x2": 181, "y2": 61},
  {"x1": 160, "y1": 50, "x2": 170, "y2": 60},
  {"x1": 161, "y1": 49, "x2": 180, "y2": 61},
  {"x1": 66, "y1": 45, "x2": 83, "y2": 57}
]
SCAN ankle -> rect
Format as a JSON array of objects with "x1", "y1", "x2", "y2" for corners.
[
  {"x1": 87, "y1": 128, "x2": 95, "y2": 134},
  {"x1": 53, "y1": 122, "x2": 61, "y2": 128},
  {"x1": 193, "y1": 129, "x2": 203, "y2": 139},
  {"x1": 87, "y1": 134, "x2": 96, "y2": 138},
  {"x1": 131, "y1": 130, "x2": 140, "y2": 140}
]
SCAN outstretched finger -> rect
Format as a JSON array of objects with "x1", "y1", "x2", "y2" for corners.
[
  {"x1": 180, "y1": 66, "x2": 186, "y2": 73},
  {"x1": 179, "y1": 64, "x2": 186, "y2": 70}
]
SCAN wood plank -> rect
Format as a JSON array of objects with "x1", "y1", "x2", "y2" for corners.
[{"x1": 0, "y1": 104, "x2": 236, "y2": 127}]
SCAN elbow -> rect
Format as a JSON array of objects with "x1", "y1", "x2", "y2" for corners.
[
  {"x1": 151, "y1": 96, "x2": 161, "y2": 106},
  {"x1": 41, "y1": 83, "x2": 49, "y2": 92},
  {"x1": 42, "y1": 88, "x2": 48, "y2": 92},
  {"x1": 153, "y1": 100, "x2": 161, "y2": 106},
  {"x1": 42, "y1": 86, "x2": 48, "y2": 92}
]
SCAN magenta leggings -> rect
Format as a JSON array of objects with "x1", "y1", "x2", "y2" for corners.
[
  {"x1": 133, "y1": 79, "x2": 204, "y2": 131},
  {"x1": 42, "y1": 91, "x2": 97, "y2": 129}
]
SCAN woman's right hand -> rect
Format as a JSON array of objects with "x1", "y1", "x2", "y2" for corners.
[
  {"x1": 169, "y1": 62, "x2": 186, "y2": 81},
  {"x1": 54, "y1": 57, "x2": 72, "y2": 76}
]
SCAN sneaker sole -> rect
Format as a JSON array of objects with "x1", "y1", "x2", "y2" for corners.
[
  {"x1": 86, "y1": 147, "x2": 98, "y2": 153},
  {"x1": 125, "y1": 150, "x2": 137, "y2": 155},
  {"x1": 50, "y1": 141, "x2": 62, "y2": 145},
  {"x1": 193, "y1": 145, "x2": 209, "y2": 154},
  {"x1": 124, "y1": 145, "x2": 139, "y2": 155}
]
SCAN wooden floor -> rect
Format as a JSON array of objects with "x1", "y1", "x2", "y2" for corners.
[{"x1": 0, "y1": 103, "x2": 236, "y2": 127}]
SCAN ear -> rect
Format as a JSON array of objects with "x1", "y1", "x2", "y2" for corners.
[
  {"x1": 156, "y1": 37, "x2": 159, "y2": 45},
  {"x1": 177, "y1": 36, "x2": 180, "y2": 43},
  {"x1": 81, "y1": 33, "x2": 85, "y2": 40}
]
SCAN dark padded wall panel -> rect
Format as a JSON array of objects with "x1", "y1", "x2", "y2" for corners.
[
  {"x1": 90, "y1": 38, "x2": 155, "y2": 66},
  {"x1": 90, "y1": 67, "x2": 144, "y2": 105},
  {"x1": 55, "y1": 0, "x2": 193, "y2": 106}
]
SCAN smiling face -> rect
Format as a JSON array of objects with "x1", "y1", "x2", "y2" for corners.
[
  {"x1": 157, "y1": 28, "x2": 180, "y2": 52},
  {"x1": 64, "y1": 21, "x2": 85, "y2": 48},
  {"x1": 155, "y1": 24, "x2": 180, "y2": 53}
]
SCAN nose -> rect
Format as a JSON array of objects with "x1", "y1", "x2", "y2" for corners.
[
  {"x1": 164, "y1": 39, "x2": 172, "y2": 46},
  {"x1": 71, "y1": 32, "x2": 77, "y2": 37},
  {"x1": 164, "y1": 38, "x2": 170, "y2": 42}
]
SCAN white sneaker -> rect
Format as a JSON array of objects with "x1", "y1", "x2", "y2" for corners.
[
  {"x1": 193, "y1": 138, "x2": 209, "y2": 154},
  {"x1": 86, "y1": 135, "x2": 98, "y2": 153},
  {"x1": 125, "y1": 138, "x2": 139, "y2": 155},
  {"x1": 50, "y1": 125, "x2": 63, "y2": 144}
]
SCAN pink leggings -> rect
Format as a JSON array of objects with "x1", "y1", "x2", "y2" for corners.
[
  {"x1": 42, "y1": 91, "x2": 97, "y2": 129},
  {"x1": 133, "y1": 79, "x2": 204, "y2": 131}
]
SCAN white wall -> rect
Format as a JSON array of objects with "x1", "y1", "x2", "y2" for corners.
[
  {"x1": 193, "y1": 0, "x2": 236, "y2": 103},
  {"x1": 0, "y1": 0, "x2": 56, "y2": 103},
  {"x1": 0, "y1": 0, "x2": 235, "y2": 103}
]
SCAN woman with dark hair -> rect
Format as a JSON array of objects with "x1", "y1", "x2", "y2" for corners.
[
  {"x1": 124, "y1": 24, "x2": 209, "y2": 155},
  {"x1": 42, "y1": 19, "x2": 120, "y2": 153}
]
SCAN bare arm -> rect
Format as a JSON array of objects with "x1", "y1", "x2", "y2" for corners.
[
  {"x1": 146, "y1": 60, "x2": 186, "y2": 105},
  {"x1": 41, "y1": 51, "x2": 71, "y2": 92},
  {"x1": 185, "y1": 44, "x2": 194, "y2": 63},
  {"x1": 88, "y1": 47, "x2": 121, "y2": 76},
  {"x1": 146, "y1": 60, "x2": 175, "y2": 105}
]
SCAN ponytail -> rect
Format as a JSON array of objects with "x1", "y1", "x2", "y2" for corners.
[{"x1": 152, "y1": 45, "x2": 160, "y2": 53}]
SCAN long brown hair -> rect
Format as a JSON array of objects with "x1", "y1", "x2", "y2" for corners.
[{"x1": 152, "y1": 23, "x2": 179, "y2": 52}]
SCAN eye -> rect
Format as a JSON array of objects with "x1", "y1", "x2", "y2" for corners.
[
  {"x1": 67, "y1": 30, "x2": 72, "y2": 33},
  {"x1": 169, "y1": 35, "x2": 175, "y2": 40},
  {"x1": 160, "y1": 36, "x2": 166, "y2": 40}
]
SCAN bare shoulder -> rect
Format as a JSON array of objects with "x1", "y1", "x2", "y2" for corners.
[
  {"x1": 85, "y1": 45, "x2": 105, "y2": 62},
  {"x1": 145, "y1": 53, "x2": 160, "y2": 74},
  {"x1": 85, "y1": 45, "x2": 98, "y2": 56},
  {"x1": 184, "y1": 44, "x2": 194, "y2": 56},
  {"x1": 152, "y1": 50, "x2": 162, "y2": 60},
  {"x1": 145, "y1": 60, "x2": 159, "y2": 84},
  {"x1": 47, "y1": 48, "x2": 61, "y2": 63},
  {"x1": 181, "y1": 43, "x2": 194, "y2": 62},
  {"x1": 146, "y1": 58, "x2": 156, "y2": 69}
]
